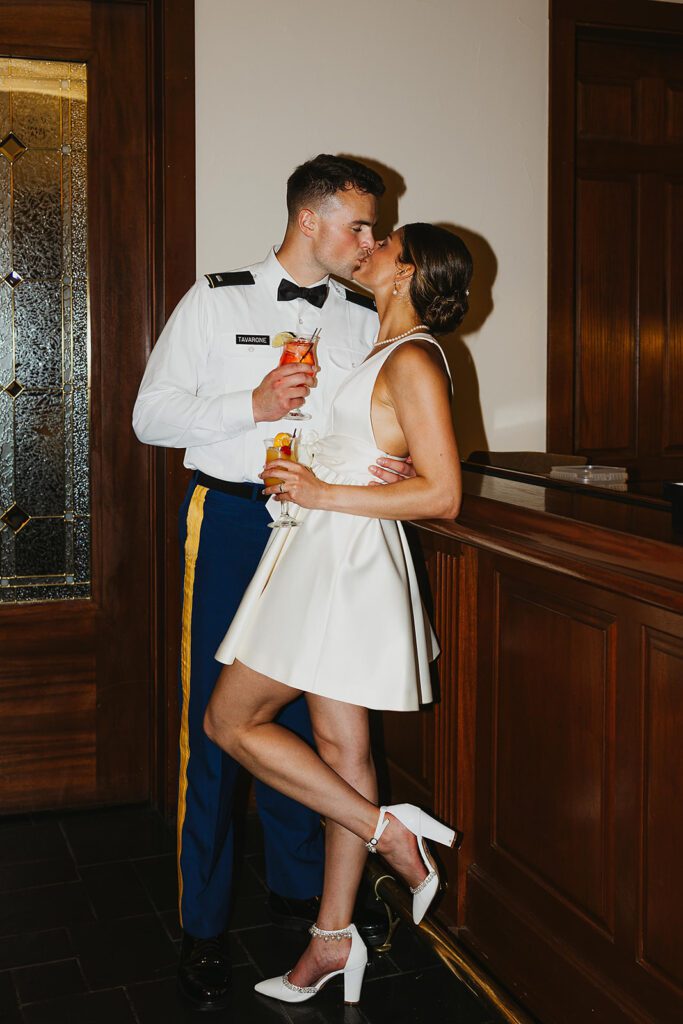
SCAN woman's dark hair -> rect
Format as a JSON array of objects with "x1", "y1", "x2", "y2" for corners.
[
  {"x1": 287, "y1": 154, "x2": 385, "y2": 220},
  {"x1": 399, "y1": 223, "x2": 473, "y2": 334}
]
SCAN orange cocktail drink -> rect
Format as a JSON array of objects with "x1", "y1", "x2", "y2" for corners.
[
  {"x1": 263, "y1": 432, "x2": 300, "y2": 529},
  {"x1": 274, "y1": 330, "x2": 319, "y2": 421},
  {"x1": 279, "y1": 338, "x2": 316, "y2": 368},
  {"x1": 264, "y1": 432, "x2": 296, "y2": 488}
]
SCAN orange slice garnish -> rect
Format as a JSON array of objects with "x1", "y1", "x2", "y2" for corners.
[{"x1": 273, "y1": 431, "x2": 292, "y2": 448}]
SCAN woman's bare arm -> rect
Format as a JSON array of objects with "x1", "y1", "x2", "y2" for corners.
[{"x1": 264, "y1": 343, "x2": 462, "y2": 521}]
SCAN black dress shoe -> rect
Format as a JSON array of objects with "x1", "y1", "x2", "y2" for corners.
[
  {"x1": 177, "y1": 932, "x2": 230, "y2": 1012},
  {"x1": 266, "y1": 891, "x2": 391, "y2": 949}
]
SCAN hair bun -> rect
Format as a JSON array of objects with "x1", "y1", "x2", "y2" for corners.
[
  {"x1": 424, "y1": 291, "x2": 469, "y2": 334},
  {"x1": 399, "y1": 224, "x2": 473, "y2": 335}
]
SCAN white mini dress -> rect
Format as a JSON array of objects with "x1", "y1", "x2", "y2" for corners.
[{"x1": 215, "y1": 334, "x2": 446, "y2": 711}]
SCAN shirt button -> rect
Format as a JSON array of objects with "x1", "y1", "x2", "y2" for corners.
[
  {"x1": 298, "y1": 318, "x2": 303, "y2": 324},
  {"x1": 248, "y1": 346, "x2": 254, "y2": 352}
]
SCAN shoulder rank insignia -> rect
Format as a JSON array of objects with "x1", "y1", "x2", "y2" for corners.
[
  {"x1": 205, "y1": 271, "x2": 256, "y2": 289},
  {"x1": 345, "y1": 288, "x2": 376, "y2": 311}
]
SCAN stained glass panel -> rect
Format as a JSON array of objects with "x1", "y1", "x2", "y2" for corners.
[
  {"x1": 13, "y1": 151, "x2": 62, "y2": 279},
  {"x1": 14, "y1": 281, "x2": 63, "y2": 388},
  {"x1": 0, "y1": 58, "x2": 89, "y2": 603},
  {"x1": 15, "y1": 393, "x2": 65, "y2": 515}
]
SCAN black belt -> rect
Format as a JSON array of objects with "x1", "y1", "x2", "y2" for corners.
[{"x1": 195, "y1": 471, "x2": 268, "y2": 502}]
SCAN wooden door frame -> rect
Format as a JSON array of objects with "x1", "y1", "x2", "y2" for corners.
[
  {"x1": 0, "y1": 0, "x2": 194, "y2": 814},
  {"x1": 546, "y1": 0, "x2": 683, "y2": 453},
  {"x1": 148, "y1": 0, "x2": 195, "y2": 815}
]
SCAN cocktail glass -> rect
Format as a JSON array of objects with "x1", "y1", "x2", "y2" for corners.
[
  {"x1": 279, "y1": 332, "x2": 318, "y2": 421},
  {"x1": 264, "y1": 436, "x2": 300, "y2": 529}
]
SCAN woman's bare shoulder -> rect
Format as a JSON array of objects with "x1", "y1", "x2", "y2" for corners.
[{"x1": 383, "y1": 339, "x2": 448, "y2": 384}]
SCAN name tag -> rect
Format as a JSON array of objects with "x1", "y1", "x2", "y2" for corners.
[{"x1": 236, "y1": 334, "x2": 270, "y2": 346}]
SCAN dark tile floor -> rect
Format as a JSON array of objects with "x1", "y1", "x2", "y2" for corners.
[{"x1": 0, "y1": 805, "x2": 503, "y2": 1023}]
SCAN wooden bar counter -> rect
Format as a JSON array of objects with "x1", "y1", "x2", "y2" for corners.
[{"x1": 383, "y1": 464, "x2": 683, "y2": 1024}]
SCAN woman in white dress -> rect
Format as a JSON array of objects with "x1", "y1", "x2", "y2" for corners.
[{"x1": 205, "y1": 223, "x2": 473, "y2": 1005}]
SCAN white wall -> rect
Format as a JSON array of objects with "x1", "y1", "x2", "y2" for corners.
[{"x1": 195, "y1": 0, "x2": 549, "y2": 453}]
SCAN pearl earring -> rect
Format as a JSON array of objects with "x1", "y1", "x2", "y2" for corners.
[{"x1": 392, "y1": 281, "x2": 399, "y2": 296}]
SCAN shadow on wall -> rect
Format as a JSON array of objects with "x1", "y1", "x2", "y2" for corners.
[
  {"x1": 336, "y1": 155, "x2": 496, "y2": 460},
  {"x1": 435, "y1": 222, "x2": 497, "y2": 460}
]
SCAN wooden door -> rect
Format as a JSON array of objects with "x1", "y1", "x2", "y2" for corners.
[
  {"x1": 0, "y1": 1, "x2": 194, "y2": 813},
  {"x1": 548, "y1": 0, "x2": 683, "y2": 484}
]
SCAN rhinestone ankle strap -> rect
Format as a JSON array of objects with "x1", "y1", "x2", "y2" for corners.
[{"x1": 308, "y1": 923, "x2": 353, "y2": 941}]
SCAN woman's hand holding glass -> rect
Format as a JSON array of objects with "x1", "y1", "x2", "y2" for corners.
[
  {"x1": 263, "y1": 434, "x2": 299, "y2": 528},
  {"x1": 261, "y1": 440, "x2": 329, "y2": 512}
]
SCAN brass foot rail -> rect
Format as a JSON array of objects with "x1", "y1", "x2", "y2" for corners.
[{"x1": 365, "y1": 858, "x2": 537, "y2": 1024}]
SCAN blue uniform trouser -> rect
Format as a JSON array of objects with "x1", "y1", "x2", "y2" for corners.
[{"x1": 177, "y1": 477, "x2": 324, "y2": 938}]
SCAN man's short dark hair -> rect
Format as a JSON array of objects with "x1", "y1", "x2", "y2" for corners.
[{"x1": 286, "y1": 154, "x2": 385, "y2": 220}]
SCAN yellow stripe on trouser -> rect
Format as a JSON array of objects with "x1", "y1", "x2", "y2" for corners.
[{"x1": 177, "y1": 484, "x2": 208, "y2": 928}]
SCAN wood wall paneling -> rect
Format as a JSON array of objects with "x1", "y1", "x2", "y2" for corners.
[
  {"x1": 663, "y1": 179, "x2": 683, "y2": 455},
  {"x1": 466, "y1": 551, "x2": 672, "y2": 1023},
  {"x1": 639, "y1": 626, "x2": 683, "y2": 995},
  {"x1": 577, "y1": 79, "x2": 636, "y2": 140},
  {"x1": 383, "y1": 468, "x2": 683, "y2": 1019},
  {"x1": 548, "y1": 2, "x2": 683, "y2": 481},
  {"x1": 665, "y1": 83, "x2": 683, "y2": 141},
  {"x1": 0, "y1": 606, "x2": 96, "y2": 811},
  {"x1": 381, "y1": 529, "x2": 478, "y2": 925},
  {"x1": 411, "y1": 470, "x2": 683, "y2": 1022},
  {"x1": 492, "y1": 572, "x2": 617, "y2": 937},
  {"x1": 575, "y1": 175, "x2": 638, "y2": 455}
]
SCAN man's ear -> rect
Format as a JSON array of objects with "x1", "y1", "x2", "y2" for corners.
[{"x1": 298, "y1": 207, "x2": 317, "y2": 238}]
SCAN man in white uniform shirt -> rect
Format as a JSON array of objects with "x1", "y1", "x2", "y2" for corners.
[{"x1": 134, "y1": 155, "x2": 410, "y2": 1011}]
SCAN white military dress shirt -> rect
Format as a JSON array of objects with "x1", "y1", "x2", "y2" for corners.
[{"x1": 133, "y1": 248, "x2": 379, "y2": 482}]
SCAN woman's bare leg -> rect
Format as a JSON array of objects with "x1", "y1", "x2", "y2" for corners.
[
  {"x1": 286, "y1": 696, "x2": 377, "y2": 987},
  {"x1": 205, "y1": 660, "x2": 429, "y2": 973},
  {"x1": 204, "y1": 661, "x2": 380, "y2": 839}
]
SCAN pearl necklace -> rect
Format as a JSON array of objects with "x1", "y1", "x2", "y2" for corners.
[{"x1": 373, "y1": 324, "x2": 429, "y2": 348}]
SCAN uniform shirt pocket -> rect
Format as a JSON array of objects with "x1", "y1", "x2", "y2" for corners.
[
  {"x1": 322, "y1": 345, "x2": 362, "y2": 371},
  {"x1": 210, "y1": 332, "x2": 276, "y2": 393}
]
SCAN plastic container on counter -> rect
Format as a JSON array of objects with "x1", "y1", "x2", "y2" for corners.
[{"x1": 549, "y1": 464, "x2": 628, "y2": 486}]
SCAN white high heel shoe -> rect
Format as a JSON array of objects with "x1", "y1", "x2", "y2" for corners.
[
  {"x1": 365, "y1": 803, "x2": 463, "y2": 924},
  {"x1": 254, "y1": 923, "x2": 367, "y2": 1005}
]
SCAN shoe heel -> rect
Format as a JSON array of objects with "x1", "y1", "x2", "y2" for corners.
[
  {"x1": 343, "y1": 963, "x2": 366, "y2": 1004},
  {"x1": 418, "y1": 811, "x2": 458, "y2": 849}
]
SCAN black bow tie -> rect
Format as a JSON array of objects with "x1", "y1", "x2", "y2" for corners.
[{"x1": 277, "y1": 278, "x2": 328, "y2": 308}]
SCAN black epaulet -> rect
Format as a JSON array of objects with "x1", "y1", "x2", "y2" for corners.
[
  {"x1": 205, "y1": 271, "x2": 255, "y2": 289},
  {"x1": 345, "y1": 288, "x2": 376, "y2": 311}
]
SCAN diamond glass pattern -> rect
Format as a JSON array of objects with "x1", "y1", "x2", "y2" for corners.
[
  {"x1": 0, "y1": 59, "x2": 89, "y2": 603},
  {"x1": 3, "y1": 379, "x2": 23, "y2": 398},
  {"x1": 0, "y1": 131, "x2": 27, "y2": 163},
  {"x1": 1, "y1": 503, "x2": 30, "y2": 533}
]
